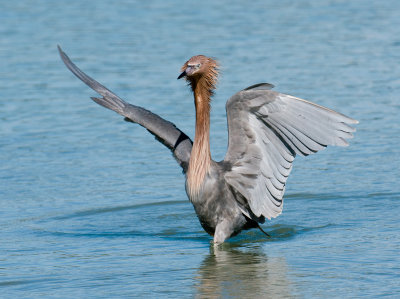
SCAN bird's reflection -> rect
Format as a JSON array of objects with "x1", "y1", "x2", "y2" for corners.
[{"x1": 195, "y1": 245, "x2": 292, "y2": 298}]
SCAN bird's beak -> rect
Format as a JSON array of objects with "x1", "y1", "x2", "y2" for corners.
[{"x1": 177, "y1": 70, "x2": 186, "y2": 80}]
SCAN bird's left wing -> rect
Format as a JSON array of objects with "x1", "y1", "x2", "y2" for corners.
[
  {"x1": 223, "y1": 87, "x2": 358, "y2": 220},
  {"x1": 58, "y1": 46, "x2": 192, "y2": 172}
]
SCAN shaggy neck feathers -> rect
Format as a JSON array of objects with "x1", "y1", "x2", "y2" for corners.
[{"x1": 185, "y1": 58, "x2": 218, "y2": 198}]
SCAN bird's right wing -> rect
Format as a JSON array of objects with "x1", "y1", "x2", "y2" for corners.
[
  {"x1": 58, "y1": 46, "x2": 192, "y2": 172},
  {"x1": 223, "y1": 88, "x2": 358, "y2": 220}
]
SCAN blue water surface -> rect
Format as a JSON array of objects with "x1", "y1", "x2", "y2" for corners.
[{"x1": 1, "y1": 0, "x2": 399, "y2": 298}]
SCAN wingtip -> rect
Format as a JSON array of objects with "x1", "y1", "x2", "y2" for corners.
[
  {"x1": 57, "y1": 44, "x2": 63, "y2": 55},
  {"x1": 57, "y1": 45, "x2": 68, "y2": 65},
  {"x1": 346, "y1": 117, "x2": 359, "y2": 125},
  {"x1": 338, "y1": 137, "x2": 350, "y2": 147}
]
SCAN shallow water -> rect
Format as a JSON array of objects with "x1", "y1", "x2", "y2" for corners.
[{"x1": 1, "y1": 0, "x2": 400, "y2": 298}]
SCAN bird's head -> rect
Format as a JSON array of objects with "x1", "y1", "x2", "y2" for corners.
[{"x1": 178, "y1": 55, "x2": 219, "y2": 93}]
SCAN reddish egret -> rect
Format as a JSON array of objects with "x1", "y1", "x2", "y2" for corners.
[{"x1": 58, "y1": 46, "x2": 358, "y2": 244}]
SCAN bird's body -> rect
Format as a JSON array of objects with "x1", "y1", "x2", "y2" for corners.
[
  {"x1": 58, "y1": 47, "x2": 358, "y2": 244},
  {"x1": 186, "y1": 160, "x2": 259, "y2": 242}
]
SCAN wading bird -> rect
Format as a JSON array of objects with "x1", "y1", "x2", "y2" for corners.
[{"x1": 58, "y1": 46, "x2": 358, "y2": 244}]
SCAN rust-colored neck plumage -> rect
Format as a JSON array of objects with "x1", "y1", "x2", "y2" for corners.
[{"x1": 185, "y1": 58, "x2": 218, "y2": 197}]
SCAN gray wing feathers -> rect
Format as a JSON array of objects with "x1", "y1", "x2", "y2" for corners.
[
  {"x1": 224, "y1": 89, "x2": 357, "y2": 219},
  {"x1": 58, "y1": 46, "x2": 192, "y2": 172},
  {"x1": 243, "y1": 83, "x2": 275, "y2": 91}
]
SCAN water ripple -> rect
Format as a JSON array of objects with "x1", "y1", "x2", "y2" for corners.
[{"x1": 50, "y1": 200, "x2": 187, "y2": 220}]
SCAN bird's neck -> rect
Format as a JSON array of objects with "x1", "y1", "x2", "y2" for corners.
[{"x1": 187, "y1": 82, "x2": 212, "y2": 197}]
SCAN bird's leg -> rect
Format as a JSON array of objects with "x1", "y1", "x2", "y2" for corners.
[{"x1": 213, "y1": 219, "x2": 234, "y2": 244}]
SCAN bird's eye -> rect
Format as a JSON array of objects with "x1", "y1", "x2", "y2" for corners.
[{"x1": 196, "y1": 63, "x2": 201, "y2": 68}]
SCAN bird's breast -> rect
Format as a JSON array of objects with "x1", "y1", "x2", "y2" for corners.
[{"x1": 186, "y1": 165, "x2": 243, "y2": 236}]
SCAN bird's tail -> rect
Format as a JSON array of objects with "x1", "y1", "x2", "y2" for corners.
[{"x1": 257, "y1": 224, "x2": 271, "y2": 238}]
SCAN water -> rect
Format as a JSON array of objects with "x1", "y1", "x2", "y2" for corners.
[{"x1": 1, "y1": 0, "x2": 399, "y2": 297}]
